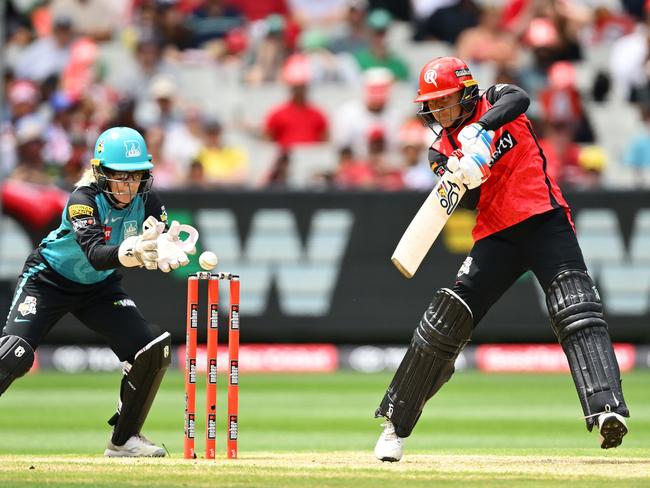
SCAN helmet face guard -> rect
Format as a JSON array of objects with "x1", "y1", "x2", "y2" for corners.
[
  {"x1": 416, "y1": 82, "x2": 479, "y2": 132},
  {"x1": 92, "y1": 161, "x2": 154, "y2": 203}
]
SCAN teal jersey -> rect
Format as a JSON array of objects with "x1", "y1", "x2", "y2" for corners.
[{"x1": 39, "y1": 183, "x2": 167, "y2": 284}]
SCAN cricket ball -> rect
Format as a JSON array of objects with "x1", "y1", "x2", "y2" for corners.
[{"x1": 199, "y1": 251, "x2": 218, "y2": 271}]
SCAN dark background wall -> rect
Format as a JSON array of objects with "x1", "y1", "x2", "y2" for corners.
[{"x1": 1, "y1": 189, "x2": 648, "y2": 345}]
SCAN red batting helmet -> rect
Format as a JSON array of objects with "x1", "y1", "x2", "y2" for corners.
[{"x1": 415, "y1": 57, "x2": 479, "y2": 129}]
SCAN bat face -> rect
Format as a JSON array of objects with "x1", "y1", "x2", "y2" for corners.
[{"x1": 391, "y1": 172, "x2": 467, "y2": 279}]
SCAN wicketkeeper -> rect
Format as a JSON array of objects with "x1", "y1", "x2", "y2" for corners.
[
  {"x1": 1, "y1": 126, "x2": 198, "y2": 457},
  {"x1": 374, "y1": 57, "x2": 630, "y2": 461}
]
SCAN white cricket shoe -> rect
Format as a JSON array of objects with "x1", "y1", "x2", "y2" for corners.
[
  {"x1": 597, "y1": 412, "x2": 628, "y2": 449},
  {"x1": 104, "y1": 434, "x2": 166, "y2": 457},
  {"x1": 374, "y1": 421, "x2": 405, "y2": 462}
]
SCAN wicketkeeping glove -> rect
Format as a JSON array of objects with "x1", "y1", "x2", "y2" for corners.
[
  {"x1": 118, "y1": 216, "x2": 165, "y2": 270},
  {"x1": 457, "y1": 123, "x2": 494, "y2": 163},
  {"x1": 156, "y1": 221, "x2": 199, "y2": 273}
]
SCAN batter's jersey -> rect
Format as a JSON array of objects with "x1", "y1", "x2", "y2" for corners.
[
  {"x1": 39, "y1": 184, "x2": 168, "y2": 284},
  {"x1": 431, "y1": 84, "x2": 569, "y2": 241}
]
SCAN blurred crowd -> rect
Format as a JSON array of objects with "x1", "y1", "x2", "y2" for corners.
[{"x1": 3, "y1": 0, "x2": 650, "y2": 193}]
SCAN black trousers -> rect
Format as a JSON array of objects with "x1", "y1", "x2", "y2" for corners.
[
  {"x1": 3, "y1": 250, "x2": 157, "y2": 362},
  {"x1": 452, "y1": 208, "x2": 587, "y2": 325}
]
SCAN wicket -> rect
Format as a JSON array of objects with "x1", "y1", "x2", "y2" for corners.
[{"x1": 184, "y1": 271, "x2": 240, "y2": 459}]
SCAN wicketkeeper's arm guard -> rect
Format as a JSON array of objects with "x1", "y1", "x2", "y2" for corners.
[{"x1": 108, "y1": 332, "x2": 172, "y2": 445}]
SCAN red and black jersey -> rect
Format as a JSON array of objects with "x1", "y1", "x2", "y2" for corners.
[{"x1": 429, "y1": 84, "x2": 570, "y2": 241}]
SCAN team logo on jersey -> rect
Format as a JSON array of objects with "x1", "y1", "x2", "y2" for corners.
[
  {"x1": 69, "y1": 204, "x2": 94, "y2": 218},
  {"x1": 124, "y1": 220, "x2": 138, "y2": 238},
  {"x1": 457, "y1": 257, "x2": 473, "y2": 278},
  {"x1": 423, "y1": 69, "x2": 438, "y2": 86},
  {"x1": 17, "y1": 296, "x2": 37, "y2": 317},
  {"x1": 124, "y1": 140, "x2": 142, "y2": 158}
]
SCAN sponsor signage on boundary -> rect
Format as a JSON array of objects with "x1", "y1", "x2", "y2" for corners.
[{"x1": 475, "y1": 344, "x2": 636, "y2": 373}]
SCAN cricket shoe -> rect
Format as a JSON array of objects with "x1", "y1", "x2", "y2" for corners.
[
  {"x1": 374, "y1": 421, "x2": 405, "y2": 462},
  {"x1": 597, "y1": 412, "x2": 628, "y2": 449},
  {"x1": 104, "y1": 434, "x2": 166, "y2": 457}
]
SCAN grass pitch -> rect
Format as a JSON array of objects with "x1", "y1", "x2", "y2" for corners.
[{"x1": 0, "y1": 370, "x2": 649, "y2": 486}]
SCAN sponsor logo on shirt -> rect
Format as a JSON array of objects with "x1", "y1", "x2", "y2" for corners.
[
  {"x1": 69, "y1": 204, "x2": 94, "y2": 218},
  {"x1": 103, "y1": 226, "x2": 112, "y2": 241},
  {"x1": 491, "y1": 130, "x2": 517, "y2": 164},
  {"x1": 72, "y1": 218, "x2": 95, "y2": 231}
]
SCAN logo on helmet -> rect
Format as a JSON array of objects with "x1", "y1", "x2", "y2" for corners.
[
  {"x1": 97, "y1": 140, "x2": 104, "y2": 154},
  {"x1": 124, "y1": 140, "x2": 142, "y2": 158},
  {"x1": 423, "y1": 69, "x2": 438, "y2": 86},
  {"x1": 454, "y1": 68, "x2": 471, "y2": 78}
]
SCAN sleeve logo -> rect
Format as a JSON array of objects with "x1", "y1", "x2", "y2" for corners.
[{"x1": 69, "y1": 204, "x2": 94, "y2": 218}]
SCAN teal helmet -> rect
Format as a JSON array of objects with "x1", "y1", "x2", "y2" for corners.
[
  {"x1": 92, "y1": 126, "x2": 153, "y2": 170},
  {"x1": 91, "y1": 127, "x2": 154, "y2": 204}
]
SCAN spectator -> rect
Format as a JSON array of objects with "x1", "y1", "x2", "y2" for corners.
[
  {"x1": 328, "y1": 0, "x2": 369, "y2": 54},
  {"x1": 10, "y1": 116, "x2": 54, "y2": 185},
  {"x1": 623, "y1": 104, "x2": 650, "y2": 182},
  {"x1": 136, "y1": 75, "x2": 182, "y2": 130},
  {"x1": 353, "y1": 9, "x2": 409, "y2": 81},
  {"x1": 413, "y1": 0, "x2": 480, "y2": 44},
  {"x1": 14, "y1": 16, "x2": 74, "y2": 82},
  {"x1": 112, "y1": 36, "x2": 179, "y2": 101},
  {"x1": 58, "y1": 131, "x2": 89, "y2": 190},
  {"x1": 264, "y1": 55, "x2": 329, "y2": 147},
  {"x1": 162, "y1": 106, "x2": 205, "y2": 176},
  {"x1": 288, "y1": 0, "x2": 348, "y2": 29},
  {"x1": 44, "y1": 91, "x2": 77, "y2": 167},
  {"x1": 609, "y1": 16, "x2": 649, "y2": 102},
  {"x1": 6, "y1": 80, "x2": 40, "y2": 123},
  {"x1": 195, "y1": 119, "x2": 249, "y2": 186},
  {"x1": 332, "y1": 67, "x2": 401, "y2": 158},
  {"x1": 332, "y1": 146, "x2": 375, "y2": 188},
  {"x1": 227, "y1": 0, "x2": 289, "y2": 22},
  {"x1": 186, "y1": 0, "x2": 245, "y2": 48},
  {"x1": 398, "y1": 119, "x2": 436, "y2": 191},
  {"x1": 538, "y1": 61, "x2": 595, "y2": 143},
  {"x1": 298, "y1": 29, "x2": 357, "y2": 83},
  {"x1": 456, "y1": 6, "x2": 519, "y2": 71},
  {"x1": 156, "y1": 1, "x2": 193, "y2": 50},
  {"x1": 366, "y1": 125, "x2": 403, "y2": 190},
  {"x1": 245, "y1": 14, "x2": 291, "y2": 84},
  {"x1": 51, "y1": 0, "x2": 122, "y2": 42}
]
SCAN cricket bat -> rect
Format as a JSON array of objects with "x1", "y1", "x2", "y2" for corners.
[{"x1": 391, "y1": 171, "x2": 466, "y2": 279}]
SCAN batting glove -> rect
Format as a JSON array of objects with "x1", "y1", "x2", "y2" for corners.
[
  {"x1": 447, "y1": 153, "x2": 491, "y2": 189},
  {"x1": 458, "y1": 123, "x2": 494, "y2": 164}
]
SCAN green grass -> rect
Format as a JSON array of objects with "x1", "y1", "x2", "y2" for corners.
[{"x1": 0, "y1": 370, "x2": 649, "y2": 486}]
